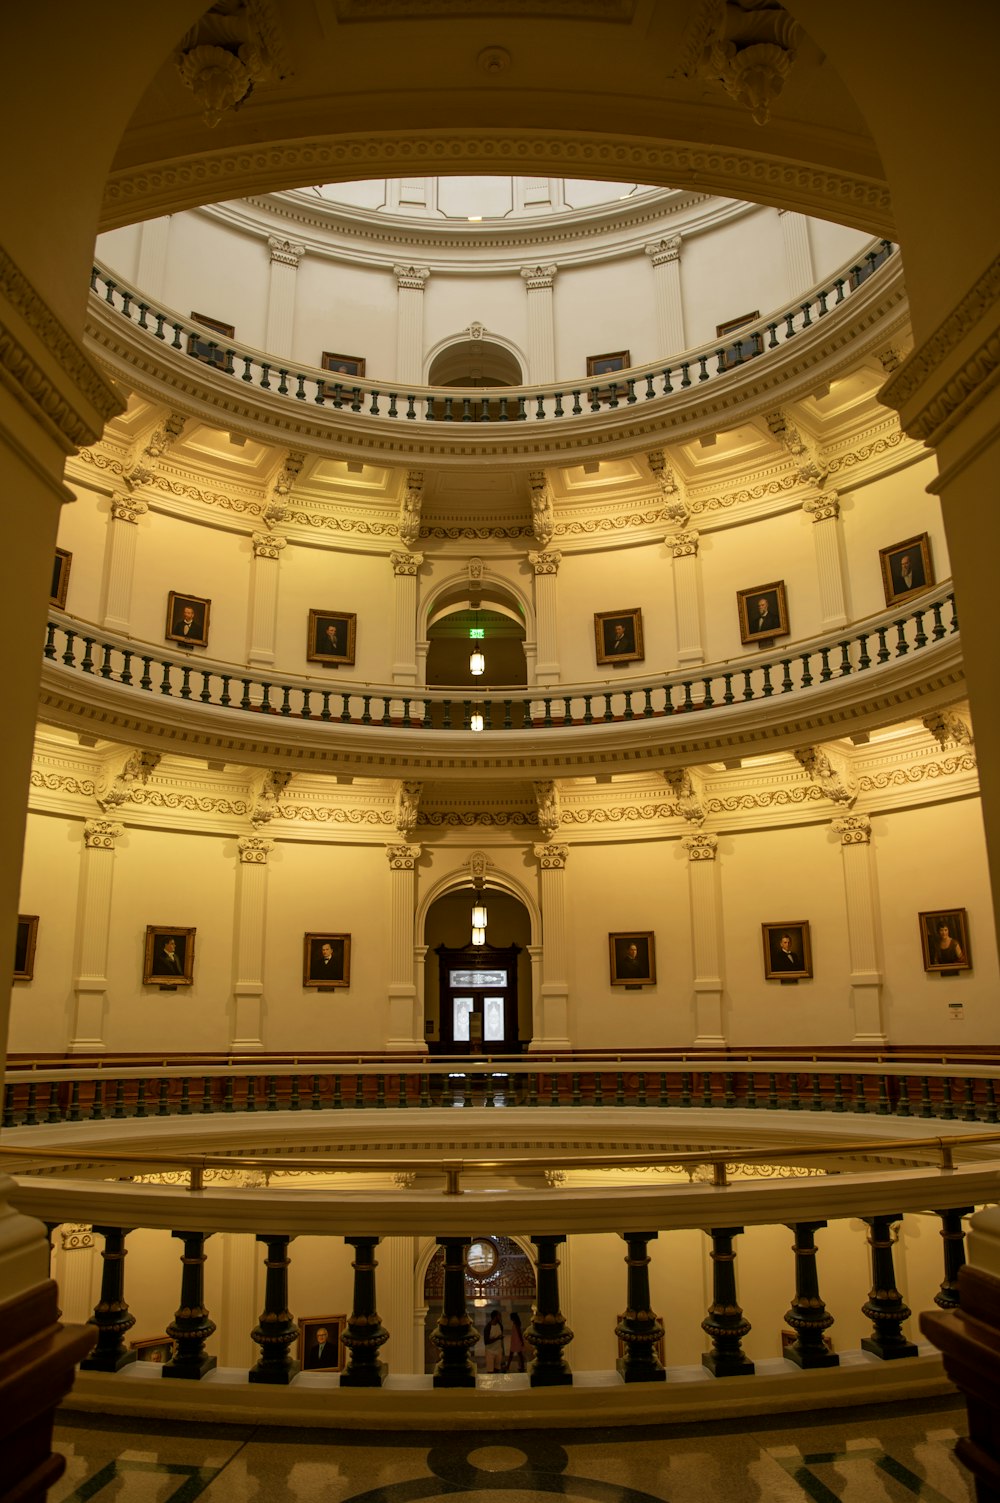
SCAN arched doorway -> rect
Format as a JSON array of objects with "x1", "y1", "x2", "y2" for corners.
[
  {"x1": 422, "y1": 1236, "x2": 535, "y2": 1374},
  {"x1": 426, "y1": 338, "x2": 524, "y2": 420},
  {"x1": 424, "y1": 885, "x2": 532, "y2": 1054}
]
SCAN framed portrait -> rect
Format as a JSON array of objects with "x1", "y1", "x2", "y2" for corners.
[
  {"x1": 609, "y1": 931, "x2": 656, "y2": 987},
  {"x1": 14, "y1": 915, "x2": 38, "y2": 981},
  {"x1": 321, "y1": 351, "x2": 366, "y2": 381},
  {"x1": 879, "y1": 533, "x2": 934, "y2": 607},
  {"x1": 716, "y1": 312, "x2": 763, "y2": 369},
  {"x1": 737, "y1": 581, "x2": 789, "y2": 646},
  {"x1": 165, "y1": 591, "x2": 211, "y2": 648},
  {"x1": 143, "y1": 926, "x2": 196, "y2": 986},
  {"x1": 594, "y1": 608, "x2": 644, "y2": 667},
  {"x1": 51, "y1": 548, "x2": 71, "y2": 609},
  {"x1": 307, "y1": 609, "x2": 357, "y2": 667},
  {"x1": 130, "y1": 1336, "x2": 173, "y2": 1365},
  {"x1": 919, "y1": 908, "x2": 971, "y2": 972},
  {"x1": 762, "y1": 922, "x2": 813, "y2": 980},
  {"x1": 586, "y1": 351, "x2": 631, "y2": 378},
  {"x1": 187, "y1": 311, "x2": 235, "y2": 371},
  {"x1": 304, "y1": 933, "x2": 351, "y2": 989},
  {"x1": 298, "y1": 1314, "x2": 345, "y2": 1372}
]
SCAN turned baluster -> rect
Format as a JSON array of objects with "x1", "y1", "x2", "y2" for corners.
[
  {"x1": 527, "y1": 1233, "x2": 573, "y2": 1386},
  {"x1": 701, "y1": 1226, "x2": 754, "y2": 1376},
  {"x1": 340, "y1": 1236, "x2": 389, "y2": 1387},
  {"x1": 163, "y1": 1231, "x2": 217, "y2": 1379},
  {"x1": 249, "y1": 1234, "x2": 300, "y2": 1385},
  {"x1": 80, "y1": 1225, "x2": 137, "y2": 1371},
  {"x1": 860, "y1": 1214, "x2": 918, "y2": 1359},
  {"x1": 782, "y1": 1221, "x2": 838, "y2": 1369},
  {"x1": 933, "y1": 1206, "x2": 973, "y2": 1310},
  {"x1": 430, "y1": 1237, "x2": 477, "y2": 1387},
  {"x1": 615, "y1": 1232, "x2": 665, "y2": 1383}
]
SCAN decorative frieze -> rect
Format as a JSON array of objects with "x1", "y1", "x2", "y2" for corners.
[
  {"x1": 83, "y1": 819, "x2": 125, "y2": 850},
  {"x1": 834, "y1": 815, "x2": 872, "y2": 846},
  {"x1": 251, "y1": 530, "x2": 287, "y2": 559},
  {"x1": 386, "y1": 843, "x2": 421, "y2": 870},
  {"x1": 237, "y1": 834, "x2": 274, "y2": 864}
]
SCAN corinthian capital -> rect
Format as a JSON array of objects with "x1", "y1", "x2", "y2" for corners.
[
  {"x1": 520, "y1": 263, "x2": 558, "y2": 290},
  {"x1": 268, "y1": 235, "x2": 305, "y2": 268},
  {"x1": 238, "y1": 834, "x2": 274, "y2": 864},
  {"x1": 668, "y1": 530, "x2": 699, "y2": 559},
  {"x1": 391, "y1": 550, "x2": 423, "y2": 577},
  {"x1": 644, "y1": 235, "x2": 682, "y2": 266},
  {"x1": 528, "y1": 550, "x2": 561, "y2": 575},
  {"x1": 834, "y1": 815, "x2": 871, "y2": 845},
  {"x1": 682, "y1": 832, "x2": 718, "y2": 861},
  {"x1": 394, "y1": 264, "x2": 430, "y2": 291}
]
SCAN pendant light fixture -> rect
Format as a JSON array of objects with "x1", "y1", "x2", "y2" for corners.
[
  {"x1": 471, "y1": 890, "x2": 488, "y2": 947},
  {"x1": 469, "y1": 605, "x2": 485, "y2": 677}
]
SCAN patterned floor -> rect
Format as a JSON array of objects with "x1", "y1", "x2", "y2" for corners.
[{"x1": 50, "y1": 1397, "x2": 975, "y2": 1503}]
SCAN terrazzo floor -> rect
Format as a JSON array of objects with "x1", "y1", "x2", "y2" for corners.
[{"x1": 50, "y1": 1396, "x2": 975, "y2": 1503}]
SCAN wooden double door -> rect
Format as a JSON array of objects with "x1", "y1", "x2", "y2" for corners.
[{"x1": 434, "y1": 942, "x2": 521, "y2": 1054}]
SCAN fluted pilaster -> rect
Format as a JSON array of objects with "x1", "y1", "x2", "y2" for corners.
[
  {"x1": 102, "y1": 494, "x2": 148, "y2": 633},
  {"x1": 644, "y1": 236, "x2": 685, "y2": 352},
  {"x1": 668, "y1": 530, "x2": 703, "y2": 665},
  {"x1": 803, "y1": 493, "x2": 848, "y2": 630},
  {"x1": 779, "y1": 209, "x2": 815, "y2": 297},
  {"x1": 247, "y1": 532, "x2": 286, "y2": 666},
  {"x1": 834, "y1": 814, "x2": 886, "y2": 1043},
  {"x1": 385, "y1": 844, "x2": 425, "y2": 1051},
  {"x1": 530, "y1": 843, "x2": 570, "y2": 1050},
  {"x1": 682, "y1": 832, "x2": 725, "y2": 1044},
  {"x1": 231, "y1": 835, "x2": 274, "y2": 1052},
  {"x1": 394, "y1": 265, "x2": 430, "y2": 384},
  {"x1": 528, "y1": 550, "x2": 561, "y2": 684},
  {"x1": 520, "y1": 264, "x2": 557, "y2": 382},
  {"x1": 264, "y1": 237, "x2": 305, "y2": 357},
  {"x1": 390, "y1": 550, "x2": 423, "y2": 685},
  {"x1": 69, "y1": 820, "x2": 125, "y2": 1053}
]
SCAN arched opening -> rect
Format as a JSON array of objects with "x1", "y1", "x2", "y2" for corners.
[
  {"x1": 423, "y1": 886, "x2": 532, "y2": 1054},
  {"x1": 421, "y1": 1236, "x2": 536, "y2": 1374},
  {"x1": 426, "y1": 338, "x2": 524, "y2": 420}
]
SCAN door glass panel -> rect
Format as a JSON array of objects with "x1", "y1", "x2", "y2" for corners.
[
  {"x1": 483, "y1": 996, "x2": 504, "y2": 1042},
  {"x1": 449, "y1": 969, "x2": 507, "y2": 988},
  {"x1": 453, "y1": 996, "x2": 473, "y2": 1042}
]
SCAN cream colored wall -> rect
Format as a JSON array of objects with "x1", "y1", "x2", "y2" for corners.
[
  {"x1": 13, "y1": 813, "x2": 81, "y2": 1051},
  {"x1": 680, "y1": 207, "x2": 788, "y2": 348},
  {"x1": 839, "y1": 456, "x2": 949, "y2": 618},
  {"x1": 422, "y1": 274, "x2": 530, "y2": 379},
  {"x1": 291, "y1": 258, "x2": 397, "y2": 378},
  {"x1": 59, "y1": 481, "x2": 112, "y2": 624},
  {"x1": 274, "y1": 544, "x2": 393, "y2": 681},
  {"x1": 162, "y1": 214, "x2": 268, "y2": 352}
]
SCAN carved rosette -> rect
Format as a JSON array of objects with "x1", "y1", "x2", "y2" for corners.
[
  {"x1": 803, "y1": 493, "x2": 841, "y2": 523},
  {"x1": 682, "y1": 832, "x2": 718, "y2": 861},
  {"x1": 533, "y1": 842, "x2": 568, "y2": 870},
  {"x1": 394, "y1": 264, "x2": 430, "y2": 292},
  {"x1": 267, "y1": 235, "x2": 305, "y2": 268},
  {"x1": 668, "y1": 530, "x2": 700, "y2": 559},
  {"x1": 520, "y1": 263, "x2": 557, "y2": 291},
  {"x1": 391, "y1": 551, "x2": 423, "y2": 577},
  {"x1": 110, "y1": 494, "x2": 149, "y2": 525},
  {"x1": 528, "y1": 550, "x2": 561, "y2": 575},
  {"x1": 834, "y1": 815, "x2": 872, "y2": 846},
  {"x1": 644, "y1": 235, "x2": 682, "y2": 267},
  {"x1": 238, "y1": 835, "x2": 274, "y2": 864},
  {"x1": 251, "y1": 531, "x2": 287, "y2": 560},
  {"x1": 386, "y1": 843, "x2": 421, "y2": 870},
  {"x1": 84, "y1": 819, "x2": 125, "y2": 851}
]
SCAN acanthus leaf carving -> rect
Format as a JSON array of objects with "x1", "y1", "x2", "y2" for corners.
[
  {"x1": 663, "y1": 767, "x2": 706, "y2": 824},
  {"x1": 923, "y1": 709, "x2": 974, "y2": 753},
  {"x1": 249, "y1": 768, "x2": 292, "y2": 826},
  {"x1": 794, "y1": 745, "x2": 856, "y2": 807},
  {"x1": 395, "y1": 780, "x2": 422, "y2": 836},
  {"x1": 528, "y1": 469, "x2": 555, "y2": 547},
  {"x1": 533, "y1": 781, "x2": 561, "y2": 838},
  {"x1": 95, "y1": 747, "x2": 161, "y2": 812},
  {"x1": 399, "y1": 470, "x2": 423, "y2": 548}
]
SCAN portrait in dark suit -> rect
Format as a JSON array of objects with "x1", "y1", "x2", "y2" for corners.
[
  {"x1": 595, "y1": 608, "x2": 644, "y2": 666},
  {"x1": 298, "y1": 1316, "x2": 344, "y2": 1372},
  {"x1": 304, "y1": 932, "x2": 351, "y2": 988},
  {"x1": 762, "y1": 922, "x2": 812, "y2": 980},
  {"x1": 165, "y1": 591, "x2": 210, "y2": 648},
  {"x1": 738, "y1": 581, "x2": 789, "y2": 645},
  {"x1": 143, "y1": 926, "x2": 196, "y2": 985},
  {"x1": 609, "y1": 931, "x2": 656, "y2": 986},
  {"x1": 307, "y1": 609, "x2": 357, "y2": 667},
  {"x1": 880, "y1": 534, "x2": 934, "y2": 606},
  {"x1": 586, "y1": 350, "x2": 630, "y2": 378}
]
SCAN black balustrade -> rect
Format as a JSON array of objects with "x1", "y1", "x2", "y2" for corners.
[
  {"x1": 340, "y1": 1235, "x2": 389, "y2": 1387},
  {"x1": 163, "y1": 1230, "x2": 217, "y2": 1379},
  {"x1": 782, "y1": 1221, "x2": 837, "y2": 1369},
  {"x1": 249, "y1": 1234, "x2": 299, "y2": 1385},
  {"x1": 527, "y1": 1233, "x2": 573, "y2": 1386},
  {"x1": 702, "y1": 1226, "x2": 753, "y2": 1376},
  {"x1": 615, "y1": 1232, "x2": 665, "y2": 1382},
  {"x1": 80, "y1": 1225, "x2": 136, "y2": 1372},
  {"x1": 933, "y1": 1206, "x2": 972, "y2": 1310},
  {"x1": 860, "y1": 1214, "x2": 918, "y2": 1359},
  {"x1": 430, "y1": 1236, "x2": 477, "y2": 1387}
]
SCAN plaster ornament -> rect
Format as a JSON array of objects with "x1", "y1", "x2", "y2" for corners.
[
  {"x1": 467, "y1": 557, "x2": 485, "y2": 582},
  {"x1": 533, "y1": 842, "x2": 568, "y2": 870},
  {"x1": 644, "y1": 235, "x2": 682, "y2": 266},
  {"x1": 922, "y1": 710, "x2": 974, "y2": 751},
  {"x1": 527, "y1": 550, "x2": 561, "y2": 575},
  {"x1": 767, "y1": 407, "x2": 826, "y2": 487},
  {"x1": 663, "y1": 767, "x2": 706, "y2": 824},
  {"x1": 647, "y1": 448, "x2": 679, "y2": 495},
  {"x1": 83, "y1": 819, "x2": 125, "y2": 850},
  {"x1": 834, "y1": 815, "x2": 872, "y2": 846},
  {"x1": 249, "y1": 768, "x2": 292, "y2": 826},
  {"x1": 668, "y1": 530, "x2": 700, "y2": 558},
  {"x1": 395, "y1": 780, "x2": 422, "y2": 835},
  {"x1": 110, "y1": 493, "x2": 149, "y2": 525},
  {"x1": 95, "y1": 748, "x2": 161, "y2": 812},
  {"x1": 803, "y1": 492, "x2": 840, "y2": 523},
  {"x1": 399, "y1": 470, "x2": 423, "y2": 548},
  {"x1": 267, "y1": 235, "x2": 305, "y2": 268},
  {"x1": 270, "y1": 450, "x2": 305, "y2": 497},
  {"x1": 533, "y1": 781, "x2": 561, "y2": 837},
  {"x1": 682, "y1": 831, "x2": 718, "y2": 860},
  {"x1": 528, "y1": 469, "x2": 555, "y2": 547},
  {"x1": 520, "y1": 264, "x2": 558, "y2": 291},
  {"x1": 684, "y1": 0, "x2": 800, "y2": 127},
  {"x1": 468, "y1": 850, "x2": 493, "y2": 883},
  {"x1": 465, "y1": 321, "x2": 487, "y2": 340},
  {"x1": 177, "y1": 44, "x2": 255, "y2": 127},
  {"x1": 391, "y1": 550, "x2": 423, "y2": 576},
  {"x1": 251, "y1": 531, "x2": 286, "y2": 559},
  {"x1": 879, "y1": 346, "x2": 904, "y2": 375},
  {"x1": 175, "y1": 1, "x2": 289, "y2": 127},
  {"x1": 394, "y1": 264, "x2": 430, "y2": 291},
  {"x1": 794, "y1": 745, "x2": 856, "y2": 807},
  {"x1": 386, "y1": 843, "x2": 421, "y2": 870},
  {"x1": 238, "y1": 834, "x2": 274, "y2": 864},
  {"x1": 144, "y1": 412, "x2": 187, "y2": 459}
]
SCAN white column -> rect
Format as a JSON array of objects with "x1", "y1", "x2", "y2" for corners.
[
  {"x1": 264, "y1": 237, "x2": 305, "y2": 358},
  {"x1": 804, "y1": 493, "x2": 848, "y2": 630},
  {"x1": 668, "y1": 530, "x2": 703, "y2": 666},
  {"x1": 102, "y1": 494, "x2": 148, "y2": 633},
  {"x1": 682, "y1": 832, "x2": 726, "y2": 1045},
  {"x1": 528, "y1": 550, "x2": 561, "y2": 685},
  {"x1": 520, "y1": 264, "x2": 557, "y2": 383},
  {"x1": 834, "y1": 815, "x2": 887, "y2": 1045},
  {"x1": 385, "y1": 844, "x2": 425, "y2": 1052},
  {"x1": 219, "y1": 1232, "x2": 258, "y2": 1368},
  {"x1": 779, "y1": 209, "x2": 815, "y2": 298},
  {"x1": 393, "y1": 265, "x2": 430, "y2": 385},
  {"x1": 390, "y1": 551, "x2": 423, "y2": 685},
  {"x1": 69, "y1": 819, "x2": 124, "y2": 1054},
  {"x1": 135, "y1": 216, "x2": 171, "y2": 300},
  {"x1": 530, "y1": 843, "x2": 571, "y2": 1051},
  {"x1": 379, "y1": 1235, "x2": 417, "y2": 1374},
  {"x1": 644, "y1": 235, "x2": 684, "y2": 354},
  {"x1": 231, "y1": 835, "x2": 273, "y2": 1053},
  {"x1": 247, "y1": 531, "x2": 286, "y2": 667},
  {"x1": 54, "y1": 1228, "x2": 98, "y2": 1324}
]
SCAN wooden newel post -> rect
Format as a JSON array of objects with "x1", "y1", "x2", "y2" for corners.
[
  {"x1": 80, "y1": 1225, "x2": 136, "y2": 1372},
  {"x1": 701, "y1": 1226, "x2": 754, "y2": 1377},
  {"x1": 527, "y1": 1233, "x2": 573, "y2": 1386},
  {"x1": 860, "y1": 1213, "x2": 918, "y2": 1359},
  {"x1": 933, "y1": 1206, "x2": 973, "y2": 1310},
  {"x1": 249, "y1": 1234, "x2": 300, "y2": 1385},
  {"x1": 615, "y1": 1232, "x2": 665, "y2": 1382},
  {"x1": 163, "y1": 1230, "x2": 217, "y2": 1379},
  {"x1": 340, "y1": 1235, "x2": 389, "y2": 1387},
  {"x1": 430, "y1": 1236, "x2": 477, "y2": 1387},
  {"x1": 783, "y1": 1221, "x2": 838, "y2": 1369}
]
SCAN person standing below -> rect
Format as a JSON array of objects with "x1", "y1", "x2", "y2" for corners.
[
  {"x1": 507, "y1": 1310, "x2": 526, "y2": 1373},
  {"x1": 483, "y1": 1310, "x2": 505, "y2": 1373}
]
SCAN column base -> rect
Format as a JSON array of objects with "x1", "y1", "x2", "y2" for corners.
[
  {"x1": 616, "y1": 1358, "x2": 666, "y2": 1383},
  {"x1": 79, "y1": 1349, "x2": 136, "y2": 1374},
  {"x1": 529, "y1": 1367, "x2": 573, "y2": 1387},
  {"x1": 163, "y1": 1355, "x2": 218, "y2": 1380},
  {"x1": 701, "y1": 1351, "x2": 754, "y2": 1378},
  {"x1": 783, "y1": 1345, "x2": 839, "y2": 1370},
  {"x1": 432, "y1": 1370, "x2": 476, "y2": 1389},
  {"x1": 340, "y1": 1361, "x2": 388, "y2": 1388},
  {"x1": 248, "y1": 1361, "x2": 301, "y2": 1385},
  {"x1": 861, "y1": 1336, "x2": 919, "y2": 1361}
]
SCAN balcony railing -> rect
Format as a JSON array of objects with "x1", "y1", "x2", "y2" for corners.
[
  {"x1": 42, "y1": 586, "x2": 957, "y2": 740},
  {"x1": 89, "y1": 240, "x2": 896, "y2": 429}
]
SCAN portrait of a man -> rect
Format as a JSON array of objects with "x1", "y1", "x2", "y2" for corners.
[
  {"x1": 165, "y1": 591, "x2": 210, "y2": 648},
  {"x1": 586, "y1": 350, "x2": 630, "y2": 378},
  {"x1": 298, "y1": 1316, "x2": 344, "y2": 1371},
  {"x1": 143, "y1": 926, "x2": 196, "y2": 986},
  {"x1": 594, "y1": 609, "x2": 644, "y2": 666},
  {"x1": 307, "y1": 610, "x2": 357, "y2": 666},
  {"x1": 762, "y1": 922, "x2": 813, "y2": 980},
  {"x1": 738, "y1": 581, "x2": 789, "y2": 646},
  {"x1": 880, "y1": 534, "x2": 934, "y2": 606},
  {"x1": 304, "y1": 933, "x2": 351, "y2": 988},
  {"x1": 609, "y1": 931, "x2": 656, "y2": 986}
]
